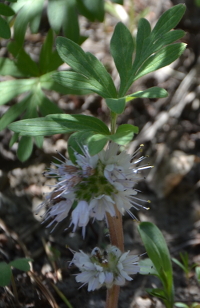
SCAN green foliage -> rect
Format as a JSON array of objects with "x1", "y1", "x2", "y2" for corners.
[
  {"x1": 172, "y1": 252, "x2": 199, "y2": 280},
  {"x1": 0, "y1": 258, "x2": 33, "y2": 287},
  {"x1": 2, "y1": 4, "x2": 186, "y2": 161},
  {"x1": 10, "y1": 0, "x2": 114, "y2": 46},
  {"x1": 138, "y1": 222, "x2": 174, "y2": 308},
  {"x1": 0, "y1": 1, "x2": 15, "y2": 39}
]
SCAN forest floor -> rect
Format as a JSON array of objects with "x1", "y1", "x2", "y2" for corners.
[{"x1": 0, "y1": 0, "x2": 200, "y2": 307}]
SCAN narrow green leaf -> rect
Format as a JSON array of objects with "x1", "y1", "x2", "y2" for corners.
[
  {"x1": 34, "y1": 136, "x2": 43, "y2": 148},
  {"x1": 151, "y1": 4, "x2": 186, "y2": 40},
  {"x1": 52, "y1": 71, "x2": 105, "y2": 96},
  {"x1": 9, "y1": 132, "x2": 19, "y2": 147},
  {"x1": 146, "y1": 288, "x2": 168, "y2": 300},
  {"x1": 17, "y1": 136, "x2": 33, "y2": 161},
  {"x1": 0, "y1": 3, "x2": 15, "y2": 16},
  {"x1": 0, "y1": 262, "x2": 12, "y2": 287},
  {"x1": 0, "y1": 57, "x2": 27, "y2": 77},
  {"x1": 39, "y1": 29, "x2": 54, "y2": 73},
  {"x1": 47, "y1": 114, "x2": 110, "y2": 135},
  {"x1": 8, "y1": 41, "x2": 40, "y2": 77},
  {"x1": 10, "y1": 258, "x2": 32, "y2": 271},
  {"x1": 134, "y1": 18, "x2": 151, "y2": 68},
  {"x1": 38, "y1": 91, "x2": 63, "y2": 116},
  {"x1": 9, "y1": 118, "x2": 74, "y2": 136},
  {"x1": 106, "y1": 98, "x2": 126, "y2": 114},
  {"x1": 110, "y1": 22, "x2": 134, "y2": 94},
  {"x1": 138, "y1": 222, "x2": 174, "y2": 294},
  {"x1": 0, "y1": 16, "x2": 10, "y2": 39},
  {"x1": 0, "y1": 95, "x2": 29, "y2": 131},
  {"x1": 0, "y1": 79, "x2": 36, "y2": 106},
  {"x1": 76, "y1": 0, "x2": 104, "y2": 22},
  {"x1": 47, "y1": 0, "x2": 67, "y2": 33},
  {"x1": 62, "y1": 0, "x2": 80, "y2": 43},
  {"x1": 56, "y1": 37, "x2": 117, "y2": 97},
  {"x1": 41, "y1": 72, "x2": 92, "y2": 95},
  {"x1": 126, "y1": 87, "x2": 168, "y2": 101},
  {"x1": 172, "y1": 258, "x2": 187, "y2": 273},
  {"x1": 13, "y1": 0, "x2": 44, "y2": 45},
  {"x1": 133, "y1": 43, "x2": 186, "y2": 82}
]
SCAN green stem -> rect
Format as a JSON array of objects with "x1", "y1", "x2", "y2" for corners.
[{"x1": 110, "y1": 111, "x2": 117, "y2": 134}]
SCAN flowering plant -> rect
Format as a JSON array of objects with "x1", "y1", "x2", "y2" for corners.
[{"x1": 8, "y1": 4, "x2": 186, "y2": 308}]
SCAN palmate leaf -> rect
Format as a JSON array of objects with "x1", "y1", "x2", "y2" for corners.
[
  {"x1": 56, "y1": 36, "x2": 117, "y2": 98},
  {"x1": 113, "y1": 4, "x2": 186, "y2": 96}
]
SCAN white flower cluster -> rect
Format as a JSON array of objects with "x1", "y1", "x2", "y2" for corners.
[
  {"x1": 70, "y1": 245, "x2": 140, "y2": 291},
  {"x1": 37, "y1": 143, "x2": 151, "y2": 236}
]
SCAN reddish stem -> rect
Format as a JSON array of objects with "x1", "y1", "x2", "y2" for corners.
[{"x1": 105, "y1": 205, "x2": 124, "y2": 308}]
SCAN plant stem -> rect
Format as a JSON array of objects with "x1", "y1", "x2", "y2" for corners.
[
  {"x1": 110, "y1": 111, "x2": 117, "y2": 134},
  {"x1": 105, "y1": 206, "x2": 124, "y2": 308}
]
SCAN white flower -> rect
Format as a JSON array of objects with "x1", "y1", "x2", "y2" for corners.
[
  {"x1": 38, "y1": 143, "x2": 151, "y2": 234},
  {"x1": 70, "y1": 245, "x2": 140, "y2": 291},
  {"x1": 70, "y1": 200, "x2": 90, "y2": 238}
]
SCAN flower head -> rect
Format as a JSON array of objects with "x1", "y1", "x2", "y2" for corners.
[
  {"x1": 37, "y1": 143, "x2": 151, "y2": 234},
  {"x1": 70, "y1": 245, "x2": 140, "y2": 291}
]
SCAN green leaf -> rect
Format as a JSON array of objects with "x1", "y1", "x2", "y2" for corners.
[
  {"x1": 0, "y1": 95, "x2": 29, "y2": 131},
  {"x1": 133, "y1": 43, "x2": 186, "y2": 82},
  {"x1": 0, "y1": 3, "x2": 15, "y2": 16},
  {"x1": 0, "y1": 57, "x2": 27, "y2": 77},
  {"x1": 172, "y1": 258, "x2": 187, "y2": 273},
  {"x1": 76, "y1": 0, "x2": 104, "y2": 22},
  {"x1": 195, "y1": 266, "x2": 200, "y2": 284},
  {"x1": 0, "y1": 262, "x2": 12, "y2": 287},
  {"x1": 139, "y1": 258, "x2": 159, "y2": 276},
  {"x1": 110, "y1": 22, "x2": 134, "y2": 95},
  {"x1": 52, "y1": 71, "x2": 104, "y2": 96},
  {"x1": 37, "y1": 90, "x2": 63, "y2": 116},
  {"x1": 109, "y1": 124, "x2": 138, "y2": 145},
  {"x1": 175, "y1": 303, "x2": 189, "y2": 308},
  {"x1": 56, "y1": 36, "x2": 117, "y2": 98},
  {"x1": 34, "y1": 136, "x2": 43, "y2": 148},
  {"x1": 68, "y1": 131, "x2": 94, "y2": 163},
  {"x1": 9, "y1": 132, "x2": 19, "y2": 147},
  {"x1": 8, "y1": 42, "x2": 40, "y2": 77},
  {"x1": 9, "y1": 118, "x2": 73, "y2": 136},
  {"x1": 62, "y1": 0, "x2": 80, "y2": 43},
  {"x1": 17, "y1": 136, "x2": 33, "y2": 161},
  {"x1": 134, "y1": 18, "x2": 151, "y2": 70},
  {"x1": 0, "y1": 79, "x2": 37, "y2": 106},
  {"x1": 126, "y1": 87, "x2": 168, "y2": 101},
  {"x1": 146, "y1": 288, "x2": 167, "y2": 300},
  {"x1": 87, "y1": 134, "x2": 108, "y2": 155},
  {"x1": 151, "y1": 4, "x2": 186, "y2": 40},
  {"x1": 138, "y1": 222, "x2": 174, "y2": 302},
  {"x1": 0, "y1": 16, "x2": 11, "y2": 39},
  {"x1": 41, "y1": 72, "x2": 92, "y2": 95},
  {"x1": 105, "y1": 98, "x2": 126, "y2": 114},
  {"x1": 13, "y1": 0, "x2": 44, "y2": 45},
  {"x1": 10, "y1": 258, "x2": 32, "y2": 271},
  {"x1": 47, "y1": 0, "x2": 67, "y2": 33},
  {"x1": 47, "y1": 114, "x2": 110, "y2": 135}
]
